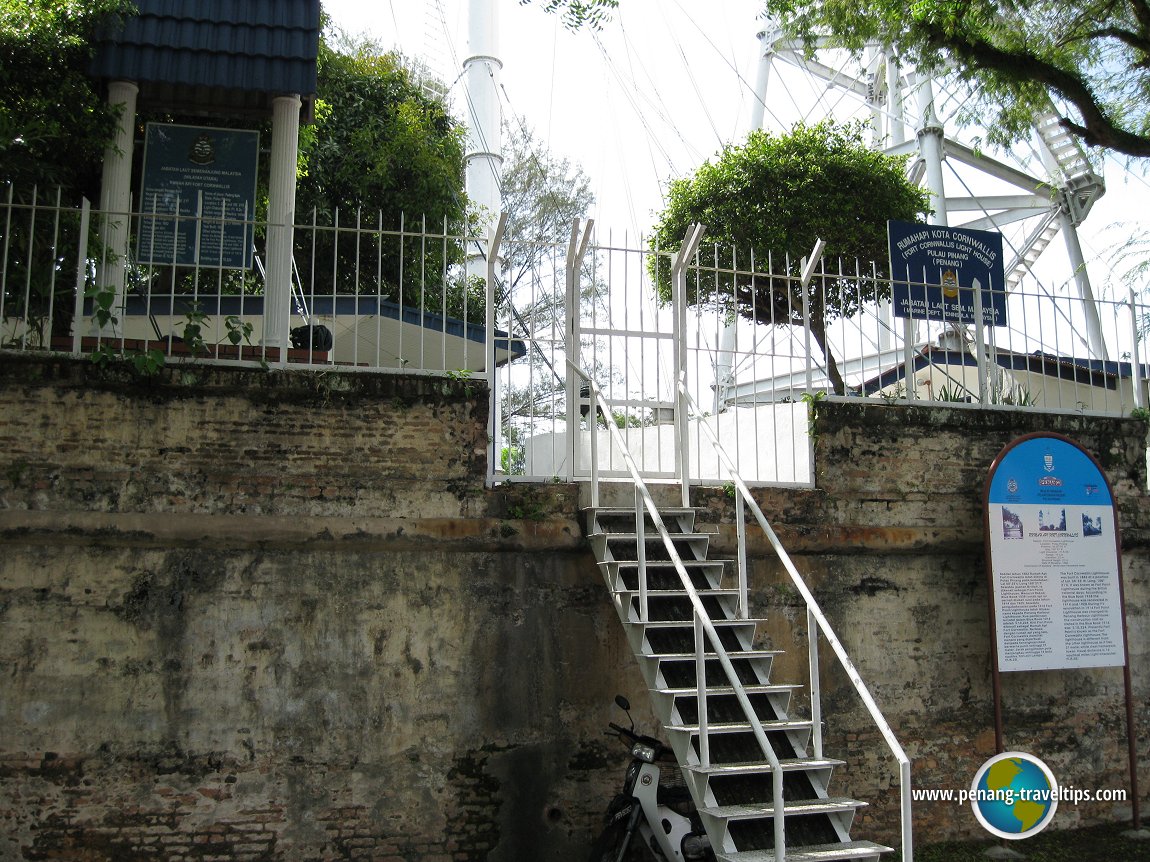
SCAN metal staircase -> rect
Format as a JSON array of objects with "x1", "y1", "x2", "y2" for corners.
[{"x1": 586, "y1": 504, "x2": 893, "y2": 862}]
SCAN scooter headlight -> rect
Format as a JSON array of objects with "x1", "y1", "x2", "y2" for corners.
[
  {"x1": 682, "y1": 833, "x2": 710, "y2": 859},
  {"x1": 630, "y1": 742, "x2": 658, "y2": 763}
]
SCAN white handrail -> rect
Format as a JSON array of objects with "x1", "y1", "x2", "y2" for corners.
[
  {"x1": 572, "y1": 361, "x2": 788, "y2": 862},
  {"x1": 678, "y1": 376, "x2": 914, "y2": 862}
]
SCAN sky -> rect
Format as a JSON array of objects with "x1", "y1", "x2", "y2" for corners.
[
  {"x1": 321, "y1": 0, "x2": 769, "y2": 242},
  {"x1": 319, "y1": 0, "x2": 1148, "y2": 300}
]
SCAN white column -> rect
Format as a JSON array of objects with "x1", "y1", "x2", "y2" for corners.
[
  {"x1": 464, "y1": 0, "x2": 503, "y2": 286},
  {"x1": 886, "y1": 56, "x2": 906, "y2": 146},
  {"x1": 750, "y1": 30, "x2": 775, "y2": 132},
  {"x1": 916, "y1": 79, "x2": 947, "y2": 228},
  {"x1": 97, "y1": 80, "x2": 138, "y2": 332},
  {"x1": 1060, "y1": 209, "x2": 1108, "y2": 359},
  {"x1": 264, "y1": 94, "x2": 301, "y2": 352}
]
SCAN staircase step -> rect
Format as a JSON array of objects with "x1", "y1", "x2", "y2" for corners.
[
  {"x1": 702, "y1": 797, "x2": 865, "y2": 823},
  {"x1": 651, "y1": 649, "x2": 782, "y2": 662},
  {"x1": 615, "y1": 587, "x2": 742, "y2": 600},
  {"x1": 602, "y1": 559, "x2": 731, "y2": 591},
  {"x1": 640, "y1": 652, "x2": 780, "y2": 693},
  {"x1": 617, "y1": 593, "x2": 739, "y2": 623},
  {"x1": 659, "y1": 683, "x2": 800, "y2": 698},
  {"x1": 632, "y1": 618, "x2": 764, "y2": 653},
  {"x1": 634, "y1": 615, "x2": 767, "y2": 628},
  {"x1": 653, "y1": 653, "x2": 776, "y2": 684},
  {"x1": 716, "y1": 839, "x2": 892, "y2": 861},
  {"x1": 687, "y1": 758, "x2": 844, "y2": 779},
  {"x1": 641, "y1": 622, "x2": 763, "y2": 658},
  {"x1": 586, "y1": 506, "x2": 699, "y2": 533},
  {"x1": 668, "y1": 719, "x2": 809, "y2": 737},
  {"x1": 592, "y1": 531, "x2": 713, "y2": 550},
  {"x1": 665, "y1": 720, "x2": 813, "y2": 765}
]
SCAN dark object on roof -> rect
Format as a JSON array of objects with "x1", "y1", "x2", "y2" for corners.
[{"x1": 91, "y1": 0, "x2": 320, "y2": 121}]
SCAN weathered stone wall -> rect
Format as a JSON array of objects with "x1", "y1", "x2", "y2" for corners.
[
  {"x1": 710, "y1": 403, "x2": 1149, "y2": 844},
  {"x1": 0, "y1": 355, "x2": 1146, "y2": 859}
]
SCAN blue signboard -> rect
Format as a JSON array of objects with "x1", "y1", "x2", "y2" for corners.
[
  {"x1": 138, "y1": 124, "x2": 259, "y2": 269},
  {"x1": 984, "y1": 434, "x2": 1124, "y2": 671},
  {"x1": 888, "y1": 219, "x2": 1007, "y2": 326}
]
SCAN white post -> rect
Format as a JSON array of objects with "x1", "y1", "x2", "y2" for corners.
[
  {"x1": 1131, "y1": 288, "x2": 1145, "y2": 411},
  {"x1": 916, "y1": 80, "x2": 948, "y2": 228},
  {"x1": 464, "y1": 0, "x2": 503, "y2": 288},
  {"x1": 565, "y1": 220, "x2": 595, "y2": 479},
  {"x1": 264, "y1": 94, "x2": 302, "y2": 355},
  {"x1": 750, "y1": 29, "x2": 775, "y2": 132},
  {"x1": 72, "y1": 199, "x2": 91, "y2": 353},
  {"x1": 886, "y1": 55, "x2": 907, "y2": 147},
  {"x1": 973, "y1": 278, "x2": 989, "y2": 404},
  {"x1": 672, "y1": 225, "x2": 706, "y2": 508},
  {"x1": 1060, "y1": 210, "x2": 1108, "y2": 359},
  {"x1": 97, "y1": 80, "x2": 138, "y2": 333},
  {"x1": 905, "y1": 76, "x2": 948, "y2": 400},
  {"x1": 486, "y1": 213, "x2": 508, "y2": 488},
  {"x1": 878, "y1": 55, "x2": 905, "y2": 352}
]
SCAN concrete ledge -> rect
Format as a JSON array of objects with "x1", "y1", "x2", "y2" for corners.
[{"x1": 0, "y1": 509, "x2": 584, "y2": 552}]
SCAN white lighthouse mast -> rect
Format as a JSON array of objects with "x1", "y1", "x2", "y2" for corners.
[{"x1": 463, "y1": 0, "x2": 503, "y2": 272}]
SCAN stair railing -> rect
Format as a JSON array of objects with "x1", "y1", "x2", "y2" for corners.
[
  {"x1": 677, "y1": 376, "x2": 915, "y2": 862},
  {"x1": 575, "y1": 363, "x2": 790, "y2": 862}
]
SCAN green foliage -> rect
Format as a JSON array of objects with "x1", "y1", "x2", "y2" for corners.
[
  {"x1": 501, "y1": 121, "x2": 596, "y2": 293},
  {"x1": 800, "y1": 389, "x2": 827, "y2": 438},
  {"x1": 994, "y1": 382, "x2": 1036, "y2": 406},
  {"x1": 506, "y1": 488, "x2": 549, "y2": 521},
  {"x1": 295, "y1": 30, "x2": 472, "y2": 315},
  {"x1": 0, "y1": 0, "x2": 134, "y2": 193},
  {"x1": 300, "y1": 38, "x2": 467, "y2": 223},
  {"x1": 649, "y1": 121, "x2": 930, "y2": 393},
  {"x1": 932, "y1": 382, "x2": 971, "y2": 402},
  {"x1": 519, "y1": 0, "x2": 618, "y2": 30},
  {"x1": 763, "y1": 0, "x2": 1150, "y2": 158},
  {"x1": 179, "y1": 303, "x2": 209, "y2": 357}
]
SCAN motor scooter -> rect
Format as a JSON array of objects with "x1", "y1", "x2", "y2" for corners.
[{"x1": 588, "y1": 695, "x2": 713, "y2": 862}]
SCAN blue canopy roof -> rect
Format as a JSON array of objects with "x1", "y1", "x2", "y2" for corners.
[{"x1": 91, "y1": 0, "x2": 320, "y2": 120}]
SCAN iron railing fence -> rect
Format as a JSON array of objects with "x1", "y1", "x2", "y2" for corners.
[
  {"x1": 497, "y1": 224, "x2": 1150, "y2": 486},
  {"x1": 0, "y1": 186, "x2": 508, "y2": 375},
  {"x1": 3, "y1": 190, "x2": 1145, "y2": 487}
]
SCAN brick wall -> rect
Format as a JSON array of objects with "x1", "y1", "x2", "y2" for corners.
[{"x1": 0, "y1": 355, "x2": 1146, "y2": 859}]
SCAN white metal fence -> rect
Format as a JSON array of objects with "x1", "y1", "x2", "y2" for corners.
[
  {"x1": 3, "y1": 188, "x2": 1147, "y2": 488},
  {"x1": 0, "y1": 185, "x2": 507, "y2": 374},
  {"x1": 493, "y1": 221, "x2": 1150, "y2": 487}
]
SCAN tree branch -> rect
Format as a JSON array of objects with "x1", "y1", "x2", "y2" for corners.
[
  {"x1": 1069, "y1": 26, "x2": 1150, "y2": 60},
  {"x1": 923, "y1": 25, "x2": 1150, "y2": 157}
]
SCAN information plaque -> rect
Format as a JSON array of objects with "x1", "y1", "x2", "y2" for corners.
[
  {"x1": 888, "y1": 219, "x2": 1007, "y2": 327},
  {"x1": 138, "y1": 123, "x2": 259, "y2": 269},
  {"x1": 985, "y1": 434, "x2": 1125, "y2": 672}
]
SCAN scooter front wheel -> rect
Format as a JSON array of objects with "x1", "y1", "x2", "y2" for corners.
[{"x1": 588, "y1": 799, "x2": 645, "y2": 862}]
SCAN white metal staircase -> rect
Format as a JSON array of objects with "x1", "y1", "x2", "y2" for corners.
[{"x1": 586, "y1": 504, "x2": 893, "y2": 862}]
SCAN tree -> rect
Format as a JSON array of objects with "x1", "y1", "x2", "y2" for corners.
[
  {"x1": 494, "y1": 119, "x2": 621, "y2": 473},
  {"x1": 518, "y1": 0, "x2": 618, "y2": 29},
  {"x1": 0, "y1": 0, "x2": 135, "y2": 343},
  {"x1": 295, "y1": 28, "x2": 471, "y2": 313},
  {"x1": 649, "y1": 121, "x2": 931, "y2": 395},
  {"x1": 501, "y1": 121, "x2": 595, "y2": 293},
  {"x1": 763, "y1": 0, "x2": 1150, "y2": 159},
  {"x1": 0, "y1": 0, "x2": 134, "y2": 193}
]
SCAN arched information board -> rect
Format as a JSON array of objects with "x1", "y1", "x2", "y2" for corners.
[{"x1": 983, "y1": 432, "x2": 1139, "y2": 828}]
